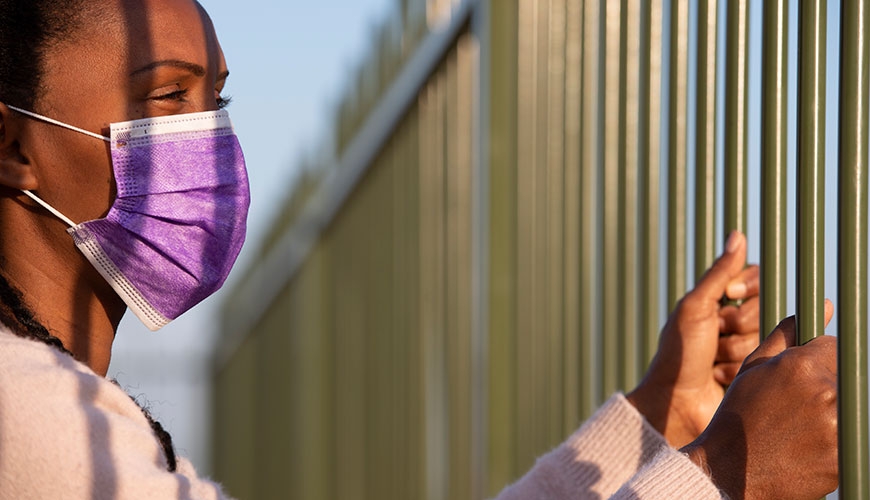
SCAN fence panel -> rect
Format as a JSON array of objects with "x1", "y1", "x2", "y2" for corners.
[{"x1": 213, "y1": 1, "x2": 870, "y2": 498}]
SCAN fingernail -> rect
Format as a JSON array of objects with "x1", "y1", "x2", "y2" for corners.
[
  {"x1": 725, "y1": 231, "x2": 740, "y2": 253},
  {"x1": 726, "y1": 282, "x2": 747, "y2": 298}
]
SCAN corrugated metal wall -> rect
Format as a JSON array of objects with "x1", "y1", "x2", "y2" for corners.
[{"x1": 213, "y1": 1, "x2": 869, "y2": 498}]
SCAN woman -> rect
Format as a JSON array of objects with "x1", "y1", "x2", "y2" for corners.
[
  {"x1": 0, "y1": 0, "x2": 242, "y2": 498},
  {"x1": 0, "y1": 0, "x2": 838, "y2": 498}
]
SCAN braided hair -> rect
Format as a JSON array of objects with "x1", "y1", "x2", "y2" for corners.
[{"x1": 0, "y1": 0, "x2": 177, "y2": 473}]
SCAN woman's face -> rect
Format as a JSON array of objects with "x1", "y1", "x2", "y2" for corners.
[{"x1": 18, "y1": 0, "x2": 229, "y2": 225}]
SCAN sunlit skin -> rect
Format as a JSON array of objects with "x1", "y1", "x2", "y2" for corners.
[{"x1": 0, "y1": 0, "x2": 229, "y2": 376}]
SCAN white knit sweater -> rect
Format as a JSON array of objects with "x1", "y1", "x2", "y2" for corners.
[
  {"x1": 0, "y1": 325, "x2": 232, "y2": 500},
  {"x1": 0, "y1": 322, "x2": 724, "y2": 499},
  {"x1": 495, "y1": 394, "x2": 727, "y2": 499}
]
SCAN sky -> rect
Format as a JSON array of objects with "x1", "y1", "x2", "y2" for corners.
[{"x1": 108, "y1": 0, "x2": 394, "y2": 474}]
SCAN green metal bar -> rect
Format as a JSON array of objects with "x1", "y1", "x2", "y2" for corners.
[
  {"x1": 796, "y1": 0, "x2": 825, "y2": 346},
  {"x1": 667, "y1": 0, "x2": 688, "y2": 310},
  {"x1": 620, "y1": 0, "x2": 641, "y2": 388},
  {"x1": 485, "y1": 0, "x2": 519, "y2": 489},
  {"x1": 562, "y1": 0, "x2": 582, "y2": 430},
  {"x1": 638, "y1": 0, "x2": 662, "y2": 369},
  {"x1": 544, "y1": 0, "x2": 566, "y2": 448},
  {"x1": 760, "y1": 0, "x2": 789, "y2": 339},
  {"x1": 838, "y1": 0, "x2": 870, "y2": 495},
  {"x1": 514, "y1": 0, "x2": 538, "y2": 470},
  {"x1": 617, "y1": 0, "x2": 629, "y2": 396},
  {"x1": 694, "y1": 0, "x2": 717, "y2": 280},
  {"x1": 579, "y1": 0, "x2": 603, "y2": 416},
  {"x1": 724, "y1": 0, "x2": 748, "y2": 236},
  {"x1": 602, "y1": 0, "x2": 621, "y2": 398}
]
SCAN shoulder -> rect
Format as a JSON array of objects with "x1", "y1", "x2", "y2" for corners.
[
  {"x1": 0, "y1": 326, "x2": 232, "y2": 499},
  {"x1": 0, "y1": 327, "x2": 148, "y2": 494},
  {"x1": 0, "y1": 324, "x2": 143, "y2": 422}
]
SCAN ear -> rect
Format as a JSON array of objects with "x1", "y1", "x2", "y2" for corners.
[{"x1": 0, "y1": 102, "x2": 38, "y2": 191}]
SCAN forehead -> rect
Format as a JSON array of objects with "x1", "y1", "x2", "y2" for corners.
[
  {"x1": 39, "y1": 0, "x2": 225, "y2": 104},
  {"x1": 118, "y1": 0, "x2": 221, "y2": 71}
]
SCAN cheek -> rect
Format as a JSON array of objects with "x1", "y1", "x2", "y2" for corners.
[{"x1": 34, "y1": 133, "x2": 115, "y2": 223}]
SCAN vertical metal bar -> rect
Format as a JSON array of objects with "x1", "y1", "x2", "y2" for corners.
[
  {"x1": 760, "y1": 0, "x2": 789, "y2": 338},
  {"x1": 796, "y1": 0, "x2": 825, "y2": 345},
  {"x1": 724, "y1": 0, "x2": 749, "y2": 236},
  {"x1": 667, "y1": 0, "x2": 689, "y2": 309},
  {"x1": 485, "y1": 0, "x2": 519, "y2": 487},
  {"x1": 694, "y1": 0, "x2": 718, "y2": 279},
  {"x1": 514, "y1": 0, "x2": 538, "y2": 469},
  {"x1": 562, "y1": 0, "x2": 582, "y2": 432},
  {"x1": 532, "y1": 0, "x2": 551, "y2": 457},
  {"x1": 619, "y1": 0, "x2": 641, "y2": 389},
  {"x1": 533, "y1": 0, "x2": 551, "y2": 459},
  {"x1": 616, "y1": 0, "x2": 629, "y2": 392},
  {"x1": 602, "y1": 0, "x2": 622, "y2": 398},
  {"x1": 638, "y1": 0, "x2": 663, "y2": 368},
  {"x1": 445, "y1": 42, "x2": 473, "y2": 500},
  {"x1": 580, "y1": 0, "x2": 603, "y2": 416},
  {"x1": 545, "y1": 0, "x2": 566, "y2": 447},
  {"x1": 470, "y1": 2, "x2": 490, "y2": 497},
  {"x1": 408, "y1": 104, "x2": 425, "y2": 500},
  {"x1": 838, "y1": 0, "x2": 870, "y2": 494}
]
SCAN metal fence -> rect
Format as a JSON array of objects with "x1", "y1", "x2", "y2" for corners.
[{"x1": 213, "y1": 1, "x2": 869, "y2": 498}]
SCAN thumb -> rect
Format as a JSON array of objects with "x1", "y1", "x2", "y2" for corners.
[
  {"x1": 691, "y1": 231, "x2": 747, "y2": 302},
  {"x1": 740, "y1": 299, "x2": 834, "y2": 373}
]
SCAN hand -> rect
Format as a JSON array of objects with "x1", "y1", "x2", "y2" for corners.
[
  {"x1": 627, "y1": 231, "x2": 760, "y2": 447},
  {"x1": 682, "y1": 302, "x2": 838, "y2": 500}
]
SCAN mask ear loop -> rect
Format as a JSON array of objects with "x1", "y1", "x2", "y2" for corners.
[
  {"x1": 5, "y1": 105, "x2": 110, "y2": 142},
  {"x1": 21, "y1": 190, "x2": 77, "y2": 228},
  {"x1": 3, "y1": 105, "x2": 106, "y2": 227}
]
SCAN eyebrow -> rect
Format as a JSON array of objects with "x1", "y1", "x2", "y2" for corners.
[{"x1": 130, "y1": 59, "x2": 207, "y2": 77}]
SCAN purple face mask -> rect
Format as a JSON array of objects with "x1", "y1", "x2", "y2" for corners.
[{"x1": 8, "y1": 107, "x2": 250, "y2": 330}]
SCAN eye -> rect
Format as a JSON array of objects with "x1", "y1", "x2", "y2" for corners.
[{"x1": 150, "y1": 88, "x2": 189, "y2": 102}]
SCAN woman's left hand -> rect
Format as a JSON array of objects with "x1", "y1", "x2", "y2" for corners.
[{"x1": 627, "y1": 230, "x2": 760, "y2": 448}]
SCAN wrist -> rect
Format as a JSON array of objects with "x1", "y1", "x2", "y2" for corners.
[
  {"x1": 626, "y1": 381, "x2": 667, "y2": 432},
  {"x1": 627, "y1": 381, "x2": 700, "y2": 448},
  {"x1": 681, "y1": 438, "x2": 742, "y2": 500}
]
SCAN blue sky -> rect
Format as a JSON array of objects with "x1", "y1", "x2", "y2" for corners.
[{"x1": 109, "y1": 0, "x2": 394, "y2": 473}]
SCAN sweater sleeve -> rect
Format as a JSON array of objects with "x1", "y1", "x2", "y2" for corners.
[
  {"x1": 0, "y1": 328, "x2": 234, "y2": 500},
  {"x1": 494, "y1": 394, "x2": 670, "y2": 500},
  {"x1": 608, "y1": 448, "x2": 726, "y2": 499}
]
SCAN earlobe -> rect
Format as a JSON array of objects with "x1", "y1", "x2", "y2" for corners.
[{"x1": 0, "y1": 102, "x2": 38, "y2": 191}]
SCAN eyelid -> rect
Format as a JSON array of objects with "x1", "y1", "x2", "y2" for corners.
[{"x1": 147, "y1": 84, "x2": 184, "y2": 100}]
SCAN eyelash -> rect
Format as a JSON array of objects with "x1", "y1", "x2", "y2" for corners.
[
  {"x1": 153, "y1": 89, "x2": 189, "y2": 102},
  {"x1": 217, "y1": 95, "x2": 233, "y2": 109},
  {"x1": 151, "y1": 89, "x2": 233, "y2": 109}
]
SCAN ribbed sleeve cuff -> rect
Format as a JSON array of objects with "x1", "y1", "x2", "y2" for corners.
[
  {"x1": 610, "y1": 447, "x2": 728, "y2": 499},
  {"x1": 547, "y1": 394, "x2": 669, "y2": 495}
]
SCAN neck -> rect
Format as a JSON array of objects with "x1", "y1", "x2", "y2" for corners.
[{"x1": 0, "y1": 196, "x2": 125, "y2": 376}]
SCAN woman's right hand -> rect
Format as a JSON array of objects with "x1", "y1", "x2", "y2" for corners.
[{"x1": 682, "y1": 301, "x2": 838, "y2": 500}]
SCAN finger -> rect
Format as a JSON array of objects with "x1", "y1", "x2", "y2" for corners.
[
  {"x1": 824, "y1": 298, "x2": 834, "y2": 327},
  {"x1": 724, "y1": 265, "x2": 759, "y2": 300},
  {"x1": 739, "y1": 315, "x2": 796, "y2": 373},
  {"x1": 719, "y1": 296, "x2": 760, "y2": 335},
  {"x1": 801, "y1": 335, "x2": 838, "y2": 375},
  {"x1": 713, "y1": 362, "x2": 742, "y2": 386},
  {"x1": 716, "y1": 332, "x2": 760, "y2": 363},
  {"x1": 691, "y1": 231, "x2": 747, "y2": 303},
  {"x1": 740, "y1": 300, "x2": 835, "y2": 373}
]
